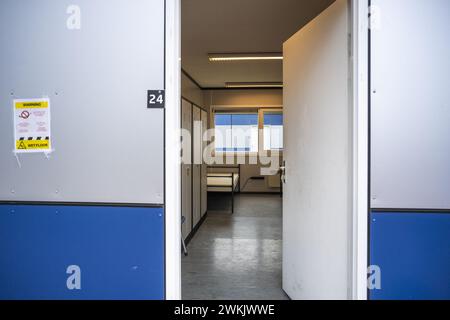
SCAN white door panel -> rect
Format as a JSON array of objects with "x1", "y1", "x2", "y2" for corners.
[
  {"x1": 181, "y1": 99, "x2": 192, "y2": 239},
  {"x1": 282, "y1": 0, "x2": 352, "y2": 300},
  {"x1": 192, "y1": 106, "x2": 202, "y2": 227},
  {"x1": 201, "y1": 110, "x2": 208, "y2": 217}
]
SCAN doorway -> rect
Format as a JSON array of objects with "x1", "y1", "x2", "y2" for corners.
[{"x1": 174, "y1": 0, "x2": 367, "y2": 300}]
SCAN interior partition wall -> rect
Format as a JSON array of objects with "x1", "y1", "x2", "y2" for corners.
[
  {"x1": 0, "y1": 0, "x2": 167, "y2": 299},
  {"x1": 369, "y1": 0, "x2": 450, "y2": 299}
]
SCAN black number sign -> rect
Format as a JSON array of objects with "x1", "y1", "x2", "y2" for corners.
[{"x1": 147, "y1": 90, "x2": 165, "y2": 108}]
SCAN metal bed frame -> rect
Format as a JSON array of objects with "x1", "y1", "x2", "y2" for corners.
[{"x1": 207, "y1": 166, "x2": 240, "y2": 213}]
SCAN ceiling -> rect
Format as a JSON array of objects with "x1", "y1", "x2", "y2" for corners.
[{"x1": 181, "y1": 0, "x2": 335, "y2": 88}]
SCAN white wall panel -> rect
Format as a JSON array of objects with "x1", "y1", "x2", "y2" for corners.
[
  {"x1": 0, "y1": 0, "x2": 165, "y2": 204},
  {"x1": 370, "y1": 0, "x2": 450, "y2": 209}
]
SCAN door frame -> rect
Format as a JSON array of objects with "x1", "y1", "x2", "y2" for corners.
[
  {"x1": 165, "y1": 0, "x2": 182, "y2": 300},
  {"x1": 350, "y1": 0, "x2": 369, "y2": 300},
  {"x1": 164, "y1": 0, "x2": 369, "y2": 300}
]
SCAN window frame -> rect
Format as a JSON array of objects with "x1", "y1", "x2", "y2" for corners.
[
  {"x1": 213, "y1": 111, "x2": 259, "y2": 154},
  {"x1": 259, "y1": 109, "x2": 284, "y2": 152},
  {"x1": 211, "y1": 106, "x2": 283, "y2": 155}
]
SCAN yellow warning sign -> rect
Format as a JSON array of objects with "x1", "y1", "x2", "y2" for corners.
[
  {"x1": 14, "y1": 98, "x2": 52, "y2": 153},
  {"x1": 15, "y1": 100, "x2": 49, "y2": 109},
  {"x1": 16, "y1": 140, "x2": 50, "y2": 150}
]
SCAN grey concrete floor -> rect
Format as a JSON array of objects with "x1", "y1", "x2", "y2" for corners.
[{"x1": 182, "y1": 193, "x2": 289, "y2": 300}]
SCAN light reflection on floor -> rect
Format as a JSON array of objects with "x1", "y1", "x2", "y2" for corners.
[{"x1": 182, "y1": 194, "x2": 288, "y2": 300}]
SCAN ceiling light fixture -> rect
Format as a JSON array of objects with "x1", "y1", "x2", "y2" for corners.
[
  {"x1": 209, "y1": 53, "x2": 283, "y2": 62},
  {"x1": 225, "y1": 82, "x2": 283, "y2": 88}
]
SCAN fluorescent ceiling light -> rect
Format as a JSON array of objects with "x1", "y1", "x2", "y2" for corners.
[
  {"x1": 209, "y1": 53, "x2": 283, "y2": 62},
  {"x1": 225, "y1": 82, "x2": 283, "y2": 88}
]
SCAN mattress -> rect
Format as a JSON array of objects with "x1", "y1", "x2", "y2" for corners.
[{"x1": 207, "y1": 173, "x2": 239, "y2": 192}]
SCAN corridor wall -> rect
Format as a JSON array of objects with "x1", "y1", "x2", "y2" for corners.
[
  {"x1": 0, "y1": 0, "x2": 166, "y2": 299},
  {"x1": 369, "y1": 0, "x2": 450, "y2": 300}
]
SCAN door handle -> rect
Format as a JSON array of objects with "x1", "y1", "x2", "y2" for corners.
[{"x1": 279, "y1": 161, "x2": 286, "y2": 184}]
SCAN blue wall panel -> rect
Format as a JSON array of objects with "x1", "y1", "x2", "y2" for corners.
[
  {"x1": 369, "y1": 212, "x2": 450, "y2": 300},
  {"x1": 0, "y1": 205, "x2": 164, "y2": 300}
]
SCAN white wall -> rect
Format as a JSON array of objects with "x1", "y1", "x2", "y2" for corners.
[
  {"x1": 182, "y1": 72, "x2": 204, "y2": 107},
  {"x1": 205, "y1": 89, "x2": 282, "y2": 108},
  {"x1": 0, "y1": 0, "x2": 165, "y2": 204},
  {"x1": 370, "y1": 0, "x2": 450, "y2": 210},
  {"x1": 283, "y1": 0, "x2": 352, "y2": 299}
]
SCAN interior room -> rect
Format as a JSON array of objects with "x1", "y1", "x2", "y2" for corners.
[{"x1": 179, "y1": 0, "x2": 335, "y2": 300}]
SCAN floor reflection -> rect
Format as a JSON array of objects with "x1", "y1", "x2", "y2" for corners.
[{"x1": 182, "y1": 194, "x2": 288, "y2": 300}]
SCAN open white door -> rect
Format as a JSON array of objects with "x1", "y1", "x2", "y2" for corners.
[{"x1": 282, "y1": 0, "x2": 353, "y2": 300}]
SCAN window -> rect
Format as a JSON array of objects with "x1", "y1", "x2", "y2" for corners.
[
  {"x1": 263, "y1": 112, "x2": 283, "y2": 151},
  {"x1": 214, "y1": 113, "x2": 258, "y2": 152}
]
